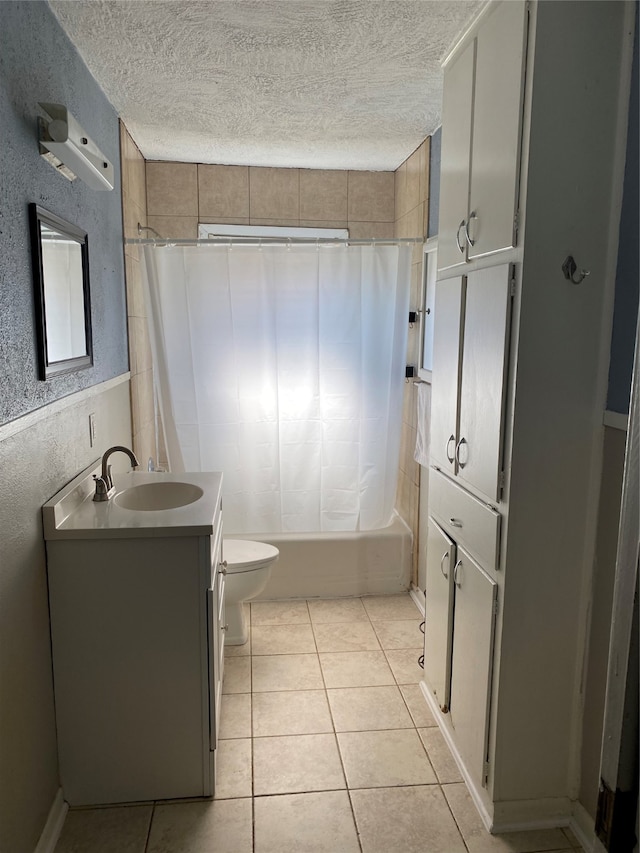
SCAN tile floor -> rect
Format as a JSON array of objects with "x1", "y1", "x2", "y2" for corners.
[{"x1": 55, "y1": 593, "x2": 582, "y2": 853}]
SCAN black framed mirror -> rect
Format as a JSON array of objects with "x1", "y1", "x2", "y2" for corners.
[{"x1": 29, "y1": 204, "x2": 93, "y2": 379}]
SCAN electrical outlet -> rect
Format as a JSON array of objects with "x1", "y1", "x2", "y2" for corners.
[{"x1": 89, "y1": 413, "x2": 96, "y2": 447}]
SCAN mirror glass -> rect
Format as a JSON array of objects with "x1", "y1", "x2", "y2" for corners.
[{"x1": 29, "y1": 205, "x2": 92, "y2": 379}]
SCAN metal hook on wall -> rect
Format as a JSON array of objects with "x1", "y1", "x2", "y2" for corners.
[{"x1": 561, "y1": 255, "x2": 590, "y2": 285}]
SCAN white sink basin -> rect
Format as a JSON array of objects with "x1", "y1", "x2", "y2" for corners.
[{"x1": 115, "y1": 482, "x2": 204, "y2": 512}]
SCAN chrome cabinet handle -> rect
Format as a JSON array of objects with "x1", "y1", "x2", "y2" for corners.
[
  {"x1": 449, "y1": 517, "x2": 463, "y2": 528},
  {"x1": 219, "y1": 559, "x2": 228, "y2": 575},
  {"x1": 455, "y1": 437, "x2": 467, "y2": 469},
  {"x1": 446, "y1": 434, "x2": 456, "y2": 464},
  {"x1": 440, "y1": 550, "x2": 449, "y2": 579},
  {"x1": 465, "y1": 211, "x2": 477, "y2": 247},
  {"x1": 456, "y1": 220, "x2": 467, "y2": 254},
  {"x1": 453, "y1": 559, "x2": 463, "y2": 587}
]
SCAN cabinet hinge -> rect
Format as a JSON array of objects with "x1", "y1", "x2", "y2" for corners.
[
  {"x1": 498, "y1": 470, "x2": 505, "y2": 492},
  {"x1": 509, "y1": 277, "x2": 516, "y2": 298},
  {"x1": 493, "y1": 597, "x2": 499, "y2": 617},
  {"x1": 513, "y1": 209, "x2": 520, "y2": 240},
  {"x1": 483, "y1": 759, "x2": 490, "y2": 786}
]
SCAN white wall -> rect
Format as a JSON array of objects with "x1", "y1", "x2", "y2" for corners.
[{"x1": 0, "y1": 378, "x2": 132, "y2": 852}]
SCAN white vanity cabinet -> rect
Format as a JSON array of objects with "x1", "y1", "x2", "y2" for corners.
[
  {"x1": 438, "y1": 0, "x2": 528, "y2": 272},
  {"x1": 44, "y1": 469, "x2": 225, "y2": 806},
  {"x1": 423, "y1": 0, "x2": 633, "y2": 831},
  {"x1": 430, "y1": 264, "x2": 513, "y2": 502}
]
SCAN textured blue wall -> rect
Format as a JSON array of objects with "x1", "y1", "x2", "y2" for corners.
[
  {"x1": 606, "y1": 7, "x2": 639, "y2": 415},
  {"x1": 427, "y1": 126, "x2": 441, "y2": 238},
  {"x1": 0, "y1": 1, "x2": 128, "y2": 426}
]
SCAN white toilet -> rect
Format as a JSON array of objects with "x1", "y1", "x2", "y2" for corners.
[{"x1": 222, "y1": 539, "x2": 279, "y2": 645}]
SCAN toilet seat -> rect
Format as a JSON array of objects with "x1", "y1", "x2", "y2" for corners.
[{"x1": 223, "y1": 539, "x2": 279, "y2": 574}]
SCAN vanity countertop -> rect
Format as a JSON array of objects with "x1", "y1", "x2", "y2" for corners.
[{"x1": 43, "y1": 462, "x2": 223, "y2": 540}]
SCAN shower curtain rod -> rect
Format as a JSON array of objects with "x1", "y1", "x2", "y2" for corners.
[{"x1": 126, "y1": 236, "x2": 423, "y2": 247}]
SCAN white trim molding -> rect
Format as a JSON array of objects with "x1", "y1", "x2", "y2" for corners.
[
  {"x1": 0, "y1": 373, "x2": 130, "y2": 444},
  {"x1": 34, "y1": 788, "x2": 68, "y2": 853}
]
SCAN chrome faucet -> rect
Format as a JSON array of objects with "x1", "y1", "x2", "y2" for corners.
[{"x1": 93, "y1": 445, "x2": 140, "y2": 501}]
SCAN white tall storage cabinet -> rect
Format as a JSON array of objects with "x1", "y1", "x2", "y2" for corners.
[{"x1": 422, "y1": 0, "x2": 634, "y2": 831}]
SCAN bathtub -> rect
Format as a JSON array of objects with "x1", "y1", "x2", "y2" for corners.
[{"x1": 225, "y1": 512, "x2": 412, "y2": 600}]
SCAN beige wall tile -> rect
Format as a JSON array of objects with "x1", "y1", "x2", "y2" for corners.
[
  {"x1": 147, "y1": 215, "x2": 198, "y2": 239},
  {"x1": 405, "y1": 147, "x2": 421, "y2": 215},
  {"x1": 299, "y1": 220, "x2": 348, "y2": 230},
  {"x1": 131, "y1": 370, "x2": 155, "y2": 436},
  {"x1": 130, "y1": 152, "x2": 147, "y2": 213},
  {"x1": 198, "y1": 165, "x2": 249, "y2": 220},
  {"x1": 122, "y1": 190, "x2": 143, "y2": 241},
  {"x1": 125, "y1": 255, "x2": 145, "y2": 320},
  {"x1": 127, "y1": 316, "x2": 152, "y2": 381},
  {"x1": 146, "y1": 161, "x2": 198, "y2": 216},
  {"x1": 348, "y1": 171, "x2": 394, "y2": 222},
  {"x1": 249, "y1": 167, "x2": 299, "y2": 220},
  {"x1": 419, "y1": 137, "x2": 431, "y2": 206},
  {"x1": 249, "y1": 218, "x2": 301, "y2": 228},
  {"x1": 202, "y1": 217, "x2": 251, "y2": 226},
  {"x1": 395, "y1": 161, "x2": 407, "y2": 221},
  {"x1": 348, "y1": 221, "x2": 394, "y2": 239},
  {"x1": 133, "y1": 424, "x2": 157, "y2": 470},
  {"x1": 299, "y1": 170, "x2": 348, "y2": 221}
]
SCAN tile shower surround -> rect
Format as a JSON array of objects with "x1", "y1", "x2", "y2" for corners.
[
  {"x1": 55, "y1": 594, "x2": 582, "y2": 853},
  {"x1": 123, "y1": 139, "x2": 431, "y2": 583}
]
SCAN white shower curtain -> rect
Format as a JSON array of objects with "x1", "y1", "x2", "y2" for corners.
[{"x1": 141, "y1": 243, "x2": 410, "y2": 534}]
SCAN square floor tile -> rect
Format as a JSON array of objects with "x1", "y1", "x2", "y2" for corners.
[
  {"x1": 251, "y1": 600, "x2": 310, "y2": 625},
  {"x1": 442, "y1": 782, "x2": 572, "y2": 852},
  {"x1": 307, "y1": 597, "x2": 368, "y2": 623},
  {"x1": 219, "y1": 693, "x2": 251, "y2": 739},
  {"x1": 418, "y1": 727, "x2": 463, "y2": 783},
  {"x1": 351, "y1": 785, "x2": 467, "y2": 853},
  {"x1": 222, "y1": 656, "x2": 251, "y2": 694},
  {"x1": 313, "y1": 621, "x2": 380, "y2": 652},
  {"x1": 252, "y1": 653, "x2": 323, "y2": 692},
  {"x1": 214, "y1": 738, "x2": 252, "y2": 799},
  {"x1": 54, "y1": 805, "x2": 152, "y2": 853},
  {"x1": 251, "y1": 623, "x2": 316, "y2": 655},
  {"x1": 400, "y1": 684, "x2": 437, "y2": 727},
  {"x1": 327, "y1": 685, "x2": 413, "y2": 731},
  {"x1": 254, "y1": 791, "x2": 360, "y2": 853},
  {"x1": 384, "y1": 648, "x2": 424, "y2": 684},
  {"x1": 253, "y1": 689, "x2": 333, "y2": 736},
  {"x1": 338, "y1": 729, "x2": 437, "y2": 788},
  {"x1": 372, "y1": 619, "x2": 424, "y2": 649},
  {"x1": 253, "y1": 733, "x2": 345, "y2": 795},
  {"x1": 319, "y1": 651, "x2": 394, "y2": 688},
  {"x1": 147, "y1": 798, "x2": 252, "y2": 853},
  {"x1": 362, "y1": 594, "x2": 421, "y2": 621}
]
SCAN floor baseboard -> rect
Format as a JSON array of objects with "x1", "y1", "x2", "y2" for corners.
[{"x1": 34, "y1": 788, "x2": 67, "y2": 853}]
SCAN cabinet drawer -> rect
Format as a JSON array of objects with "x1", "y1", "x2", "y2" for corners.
[{"x1": 429, "y1": 468, "x2": 500, "y2": 570}]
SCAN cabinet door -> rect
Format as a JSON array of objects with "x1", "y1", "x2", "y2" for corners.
[
  {"x1": 457, "y1": 264, "x2": 512, "y2": 501},
  {"x1": 467, "y1": 0, "x2": 528, "y2": 259},
  {"x1": 424, "y1": 518, "x2": 456, "y2": 712},
  {"x1": 430, "y1": 277, "x2": 465, "y2": 475},
  {"x1": 449, "y1": 546, "x2": 498, "y2": 787},
  {"x1": 438, "y1": 40, "x2": 475, "y2": 272}
]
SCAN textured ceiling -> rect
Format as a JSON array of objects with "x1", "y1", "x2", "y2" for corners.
[{"x1": 49, "y1": 0, "x2": 483, "y2": 170}]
